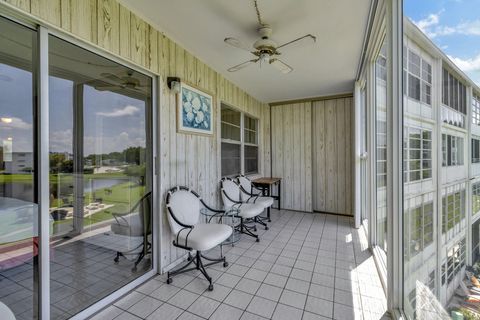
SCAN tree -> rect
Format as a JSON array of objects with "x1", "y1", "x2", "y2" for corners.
[{"x1": 125, "y1": 164, "x2": 145, "y2": 185}]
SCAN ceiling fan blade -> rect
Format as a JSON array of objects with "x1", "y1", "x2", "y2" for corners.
[
  {"x1": 277, "y1": 34, "x2": 316, "y2": 51},
  {"x1": 224, "y1": 37, "x2": 253, "y2": 52},
  {"x1": 270, "y1": 59, "x2": 293, "y2": 74},
  {"x1": 228, "y1": 59, "x2": 259, "y2": 72}
]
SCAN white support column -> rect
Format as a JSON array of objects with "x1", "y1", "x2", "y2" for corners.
[
  {"x1": 434, "y1": 57, "x2": 443, "y2": 298},
  {"x1": 355, "y1": 81, "x2": 362, "y2": 229},
  {"x1": 467, "y1": 85, "x2": 474, "y2": 266},
  {"x1": 386, "y1": 0, "x2": 404, "y2": 313},
  {"x1": 38, "y1": 26, "x2": 50, "y2": 320}
]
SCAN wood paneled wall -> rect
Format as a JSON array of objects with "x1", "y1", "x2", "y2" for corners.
[
  {"x1": 312, "y1": 98, "x2": 354, "y2": 215},
  {"x1": 1, "y1": 0, "x2": 271, "y2": 270},
  {"x1": 271, "y1": 103, "x2": 313, "y2": 212},
  {"x1": 270, "y1": 97, "x2": 354, "y2": 215}
]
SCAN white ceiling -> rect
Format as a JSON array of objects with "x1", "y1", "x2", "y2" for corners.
[{"x1": 120, "y1": 0, "x2": 371, "y2": 103}]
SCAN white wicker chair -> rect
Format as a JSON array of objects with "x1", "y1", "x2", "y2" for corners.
[
  {"x1": 220, "y1": 178, "x2": 265, "y2": 242},
  {"x1": 166, "y1": 186, "x2": 232, "y2": 291},
  {"x1": 237, "y1": 175, "x2": 274, "y2": 224}
]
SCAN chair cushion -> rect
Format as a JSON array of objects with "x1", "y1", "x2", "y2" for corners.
[
  {"x1": 176, "y1": 223, "x2": 232, "y2": 251},
  {"x1": 234, "y1": 203, "x2": 264, "y2": 218},
  {"x1": 246, "y1": 196, "x2": 274, "y2": 208},
  {"x1": 111, "y1": 213, "x2": 143, "y2": 237},
  {"x1": 167, "y1": 189, "x2": 201, "y2": 235},
  {"x1": 0, "y1": 302, "x2": 15, "y2": 320}
]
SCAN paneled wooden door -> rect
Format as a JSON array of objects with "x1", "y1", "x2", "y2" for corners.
[{"x1": 312, "y1": 97, "x2": 354, "y2": 215}]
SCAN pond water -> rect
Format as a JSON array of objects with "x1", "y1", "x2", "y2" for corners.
[{"x1": 83, "y1": 178, "x2": 128, "y2": 193}]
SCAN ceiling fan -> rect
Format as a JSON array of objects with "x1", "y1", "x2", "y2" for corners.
[
  {"x1": 96, "y1": 71, "x2": 147, "y2": 91},
  {"x1": 225, "y1": 0, "x2": 316, "y2": 74}
]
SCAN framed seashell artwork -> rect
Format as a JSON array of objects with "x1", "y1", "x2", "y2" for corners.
[{"x1": 176, "y1": 82, "x2": 214, "y2": 135}]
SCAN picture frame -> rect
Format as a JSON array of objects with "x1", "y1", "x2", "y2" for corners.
[{"x1": 176, "y1": 82, "x2": 214, "y2": 136}]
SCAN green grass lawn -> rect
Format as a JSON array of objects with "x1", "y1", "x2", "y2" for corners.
[
  {"x1": 1, "y1": 172, "x2": 146, "y2": 236},
  {"x1": 53, "y1": 179, "x2": 145, "y2": 230},
  {"x1": 0, "y1": 172, "x2": 128, "y2": 184}
]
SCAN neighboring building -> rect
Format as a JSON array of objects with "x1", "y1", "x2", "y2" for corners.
[
  {"x1": 4, "y1": 152, "x2": 34, "y2": 174},
  {"x1": 402, "y1": 18, "x2": 480, "y2": 313}
]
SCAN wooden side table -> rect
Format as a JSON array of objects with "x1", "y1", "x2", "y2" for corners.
[{"x1": 251, "y1": 177, "x2": 282, "y2": 210}]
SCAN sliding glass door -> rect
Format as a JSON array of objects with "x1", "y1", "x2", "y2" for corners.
[
  {"x1": 0, "y1": 16, "x2": 39, "y2": 320},
  {"x1": 375, "y1": 41, "x2": 388, "y2": 253},
  {"x1": 1, "y1": 14, "x2": 154, "y2": 319},
  {"x1": 48, "y1": 35, "x2": 153, "y2": 319}
]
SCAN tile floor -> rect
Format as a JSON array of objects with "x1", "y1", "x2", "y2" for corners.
[
  {"x1": 0, "y1": 230, "x2": 151, "y2": 320},
  {"x1": 90, "y1": 210, "x2": 389, "y2": 320}
]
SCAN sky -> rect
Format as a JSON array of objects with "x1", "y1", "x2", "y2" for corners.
[
  {"x1": 404, "y1": 0, "x2": 480, "y2": 87},
  {"x1": 0, "y1": 64, "x2": 147, "y2": 155},
  {"x1": 0, "y1": 23, "x2": 148, "y2": 156}
]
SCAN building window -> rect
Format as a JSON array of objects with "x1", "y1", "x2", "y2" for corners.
[
  {"x1": 441, "y1": 134, "x2": 464, "y2": 167},
  {"x1": 473, "y1": 138, "x2": 480, "y2": 163},
  {"x1": 473, "y1": 182, "x2": 480, "y2": 216},
  {"x1": 442, "y1": 238, "x2": 466, "y2": 285},
  {"x1": 441, "y1": 68, "x2": 466, "y2": 128},
  {"x1": 442, "y1": 68, "x2": 467, "y2": 113},
  {"x1": 473, "y1": 220, "x2": 480, "y2": 265},
  {"x1": 473, "y1": 94, "x2": 480, "y2": 126},
  {"x1": 244, "y1": 115, "x2": 259, "y2": 175},
  {"x1": 405, "y1": 199, "x2": 434, "y2": 259},
  {"x1": 404, "y1": 49, "x2": 432, "y2": 105},
  {"x1": 376, "y1": 120, "x2": 387, "y2": 188},
  {"x1": 404, "y1": 127, "x2": 432, "y2": 182},
  {"x1": 442, "y1": 187, "x2": 466, "y2": 234},
  {"x1": 221, "y1": 104, "x2": 259, "y2": 176}
]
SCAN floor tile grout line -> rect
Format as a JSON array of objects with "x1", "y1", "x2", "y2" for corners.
[
  {"x1": 98, "y1": 210, "x2": 385, "y2": 320},
  {"x1": 267, "y1": 212, "x2": 314, "y2": 319},
  {"x1": 168, "y1": 209, "x2": 294, "y2": 320},
  {"x1": 297, "y1": 211, "x2": 326, "y2": 319},
  {"x1": 237, "y1": 209, "x2": 301, "y2": 319},
  {"x1": 331, "y1": 214, "x2": 338, "y2": 320}
]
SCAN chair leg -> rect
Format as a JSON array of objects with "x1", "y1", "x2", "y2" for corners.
[
  {"x1": 196, "y1": 252, "x2": 214, "y2": 291},
  {"x1": 236, "y1": 217, "x2": 260, "y2": 242},
  {"x1": 201, "y1": 252, "x2": 228, "y2": 268},
  {"x1": 132, "y1": 241, "x2": 152, "y2": 272},
  {"x1": 267, "y1": 207, "x2": 271, "y2": 222},
  {"x1": 132, "y1": 251, "x2": 145, "y2": 272},
  {"x1": 255, "y1": 215, "x2": 269, "y2": 230},
  {"x1": 114, "y1": 252, "x2": 123, "y2": 263},
  {"x1": 167, "y1": 249, "x2": 227, "y2": 290}
]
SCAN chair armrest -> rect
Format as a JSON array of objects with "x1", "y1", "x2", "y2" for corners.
[
  {"x1": 200, "y1": 201, "x2": 228, "y2": 223},
  {"x1": 239, "y1": 185, "x2": 261, "y2": 198},
  {"x1": 251, "y1": 185, "x2": 263, "y2": 194},
  {"x1": 112, "y1": 212, "x2": 130, "y2": 226},
  {"x1": 200, "y1": 200, "x2": 225, "y2": 214}
]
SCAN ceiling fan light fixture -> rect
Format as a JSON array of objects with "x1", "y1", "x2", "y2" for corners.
[{"x1": 260, "y1": 53, "x2": 270, "y2": 63}]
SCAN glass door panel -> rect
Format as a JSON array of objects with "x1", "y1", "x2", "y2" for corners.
[
  {"x1": 375, "y1": 41, "x2": 388, "y2": 252},
  {"x1": 48, "y1": 35, "x2": 152, "y2": 319},
  {"x1": 0, "y1": 17, "x2": 39, "y2": 319},
  {"x1": 360, "y1": 88, "x2": 368, "y2": 228}
]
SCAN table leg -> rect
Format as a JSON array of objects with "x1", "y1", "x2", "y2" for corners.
[{"x1": 278, "y1": 181, "x2": 281, "y2": 210}]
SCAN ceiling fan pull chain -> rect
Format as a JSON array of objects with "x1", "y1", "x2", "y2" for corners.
[{"x1": 253, "y1": 0, "x2": 265, "y2": 26}]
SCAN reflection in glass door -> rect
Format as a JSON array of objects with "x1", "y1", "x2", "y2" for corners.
[
  {"x1": 375, "y1": 41, "x2": 388, "y2": 252},
  {"x1": 0, "y1": 17, "x2": 39, "y2": 319},
  {"x1": 48, "y1": 36, "x2": 152, "y2": 319},
  {"x1": 360, "y1": 88, "x2": 368, "y2": 229}
]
